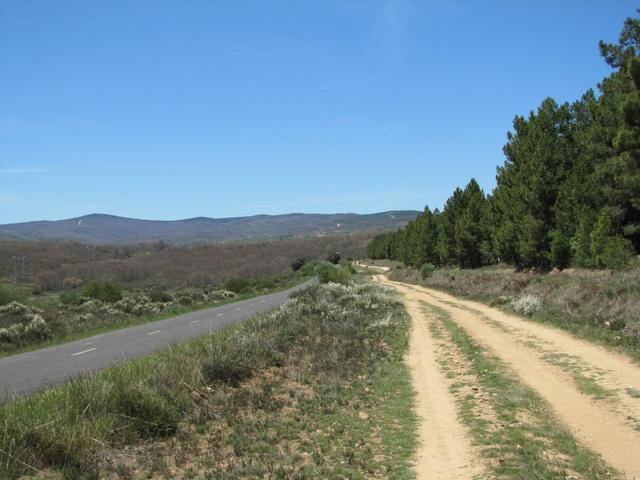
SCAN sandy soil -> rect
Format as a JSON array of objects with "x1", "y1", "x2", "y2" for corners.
[{"x1": 378, "y1": 274, "x2": 640, "y2": 479}]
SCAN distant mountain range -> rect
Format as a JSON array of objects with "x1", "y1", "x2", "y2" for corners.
[{"x1": 0, "y1": 211, "x2": 419, "y2": 245}]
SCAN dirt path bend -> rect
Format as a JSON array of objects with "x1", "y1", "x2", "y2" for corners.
[
  {"x1": 397, "y1": 279, "x2": 483, "y2": 479},
  {"x1": 379, "y1": 275, "x2": 640, "y2": 479}
]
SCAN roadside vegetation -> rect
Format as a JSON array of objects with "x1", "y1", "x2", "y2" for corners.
[
  {"x1": 0, "y1": 279, "x2": 415, "y2": 479},
  {"x1": 0, "y1": 273, "x2": 301, "y2": 355},
  {"x1": 384, "y1": 263, "x2": 640, "y2": 361}
]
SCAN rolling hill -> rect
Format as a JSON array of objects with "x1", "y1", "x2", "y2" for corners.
[{"x1": 0, "y1": 211, "x2": 419, "y2": 244}]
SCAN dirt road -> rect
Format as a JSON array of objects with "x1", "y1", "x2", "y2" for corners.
[{"x1": 377, "y1": 273, "x2": 640, "y2": 479}]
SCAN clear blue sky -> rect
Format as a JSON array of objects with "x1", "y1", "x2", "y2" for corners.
[{"x1": 0, "y1": 1, "x2": 636, "y2": 223}]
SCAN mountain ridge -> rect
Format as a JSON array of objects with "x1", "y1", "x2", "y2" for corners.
[{"x1": 0, "y1": 211, "x2": 419, "y2": 244}]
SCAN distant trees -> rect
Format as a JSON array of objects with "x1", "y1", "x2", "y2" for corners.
[{"x1": 368, "y1": 11, "x2": 640, "y2": 271}]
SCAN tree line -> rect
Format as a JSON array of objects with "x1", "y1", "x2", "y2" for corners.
[{"x1": 368, "y1": 12, "x2": 640, "y2": 270}]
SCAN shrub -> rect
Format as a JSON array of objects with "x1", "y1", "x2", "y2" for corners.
[
  {"x1": 111, "y1": 382, "x2": 180, "y2": 438},
  {"x1": 326, "y1": 252, "x2": 341, "y2": 264},
  {"x1": 598, "y1": 236, "x2": 634, "y2": 270},
  {"x1": 315, "y1": 262, "x2": 353, "y2": 285},
  {"x1": 291, "y1": 258, "x2": 306, "y2": 272},
  {"x1": 62, "y1": 276, "x2": 85, "y2": 289},
  {"x1": 148, "y1": 287, "x2": 173, "y2": 303},
  {"x1": 255, "y1": 277, "x2": 276, "y2": 290},
  {"x1": 202, "y1": 331, "x2": 283, "y2": 387},
  {"x1": 82, "y1": 281, "x2": 123, "y2": 303},
  {"x1": 420, "y1": 263, "x2": 435, "y2": 279},
  {"x1": 622, "y1": 322, "x2": 640, "y2": 346},
  {"x1": 510, "y1": 294, "x2": 542, "y2": 316},
  {"x1": 340, "y1": 260, "x2": 358, "y2": 274},
  {"x1": 205, "y1": 289, "x2": 236, "y2": 302},
  {"x1": 224, "y1": 278, "x2": 253, "y2": 294},
  {"x1": 33, "y1": 271, "x2": 62, "y2": 293},
  {"x1": 0, "y1": 284, "x2": 30, "y2": 306},
  {"x1": 59, "y1": 291, "x2": 83, "y2": 305}
]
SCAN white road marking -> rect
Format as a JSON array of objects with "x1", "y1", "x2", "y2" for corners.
[
  {"x1": 190, "y1": 320, "x2": 199, "y2": 324},
  {"x1": 217, "y1": 313, "x2": 224, "y2": 317},
  {"x1": 235, "y1": 307, "x2": 241, "y2": 311},
  {"x1": 72, "y1": 348, "x2": 97, "y2": 357},
  {"x1": 84, "y1": 341, "x2": 95, "y2": 346},
  {"x1": 146, "y1": 330, "x2": 162, "y2": 336}
]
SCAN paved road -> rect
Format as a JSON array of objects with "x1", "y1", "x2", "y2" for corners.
[{"x1": 0, "y1": 282, "x2": 311, "y2": 403}]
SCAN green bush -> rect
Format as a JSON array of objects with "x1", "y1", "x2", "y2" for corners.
[
  {"x1": 420, "y1": 263, "x2": 435, "y2": 279},
  {"x1": 326, "y1": 252, "x2": 341, "y2": 264},
  {"x1": 340, "y1": 260, "x2": 358, "y2": 274},
  {"x1": 82, "y1": 281, "x2": 123, "y2": 303},
  {"x1": 148, "y1": 287, "x2": 173, "y2": 303},
  {"x1": 224, "y1": 278, "x2": 253, "y2": 294},
  {"x1": 255, "y1": 277, "x2": 277, "y2": 290},
  {"x1": 291, "y1": 258, "x2": 306, "y2": 272},
  {"x1": 315, "y1": 262, "x2": 353, "y2": 285},
  {"x1": 59, "y1": 291, "x2": 83, "y2": 305},
  {"x1": 0, "y1": 284, "x2": 30, "y2": 306},
  {"x1": 598, "y1": 236, "x2": 635, "y2": 269}
]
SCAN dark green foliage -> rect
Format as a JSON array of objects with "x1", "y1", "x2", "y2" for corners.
[
  {"x1": 368, "y1": 11, "x2": 640, "y2": 271},
  {"x1": 148, "y1": 287, "x2": 173, "y2": 303},
  {"x1": 326, "y1": 252, "x2": 341, "y2": 264},
  {"x1": 549, "y1": 231, "x2": 571, "y2": 269},
  {"x1": 0, "y1": 284, "x2": 30, "y2": 306},
  {"x1": 59, "y1": 291, "x2": 83, "y2": 305},
  {"x1": 420, "y1": 263, "x2": 435, "y2": 279},
  {"x1": 82, "y1": 281, "x2": 123, "y2": 303},
  {"x1": 224, "y1": 278, "x2": 253, "y2": 294},
  {"x1": 314, "y1": 262, "x2": 353, "y2": 285},
  {"x1": 599, "y1": 236, "x2": 635, "y2": 269},
  {"x1": 290, "y1": 257, "x2": 306, "y2": 271}
]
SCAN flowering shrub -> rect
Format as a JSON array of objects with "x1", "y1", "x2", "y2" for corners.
[
  {"x1": 510, "y1": 294, "x2": 542, "y2": 316},
  {"x1": 0, "y1": 307, "x2": 51, "y2": 345}
]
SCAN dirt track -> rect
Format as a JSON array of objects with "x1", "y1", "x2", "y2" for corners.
[
  {"x1": 375, "y1": 272, "x2": 640, "y2": 479},
  {"x1": 403, "y1": 289, "x2": 483, "y2": 479}
]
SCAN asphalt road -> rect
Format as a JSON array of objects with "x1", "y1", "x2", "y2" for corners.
[{"x1": 0, "y1": 281, "x2": 311, "y2": 403}]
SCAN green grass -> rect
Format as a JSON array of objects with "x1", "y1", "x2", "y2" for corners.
[
  {"x1": 423, "y1": 302, "x2": 617, "y2": 479},
  {"x1": 0, "y1": 280, "x2": 416, "y2": 479},
  {"x1": 0, "y1": 276, "x2": 306, "y2": 359}
]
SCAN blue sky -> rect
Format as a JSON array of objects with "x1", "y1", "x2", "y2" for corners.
[{"x1": 0, "y1": 1, "x2": 636, "y2": 223}]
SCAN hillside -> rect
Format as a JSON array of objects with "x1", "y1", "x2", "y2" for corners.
[{"x1": 0, "y1": 211, "x2": 418, "y2": 245}]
